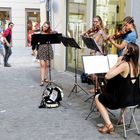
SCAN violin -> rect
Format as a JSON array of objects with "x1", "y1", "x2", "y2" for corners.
[
  {"x1": 83, "y1": 26, "x2": 100, "y2": 36},
  {"x1": 111, "y1": 17, "x2": 133, "y2": 40},
  {"x1": 111, "y1": 30, "x2": 131, "y2": 40}
]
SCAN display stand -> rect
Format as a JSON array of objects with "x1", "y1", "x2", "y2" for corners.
[
  {"x1": 61, "y1": 36, "x2": 89, "y2": 97},
  {"x1": 31, "y1": 33, "x2": 62, "y2": 87}
]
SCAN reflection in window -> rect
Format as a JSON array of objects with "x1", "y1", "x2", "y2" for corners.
[
  {"x1": 67, "y1": 0, "x2": 88, "y2": 72},
  {"x1": 0, "y1": 10, "x2": 10, "y2": 30}
]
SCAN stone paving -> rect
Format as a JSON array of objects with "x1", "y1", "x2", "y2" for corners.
[{"x1": 0, "y1": 46, "x2": 140, "y2": 140}]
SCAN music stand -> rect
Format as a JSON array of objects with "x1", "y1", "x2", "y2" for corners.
[
  {"x1": 31, "y1": 33, "x2": 62, "y2": 87},
  {"x1": 82, "y1": 55, "x2": 117, "y2": 120},
  {"x1": 60, "y1": 36, "x2": 89, "y2": 97},
  {"x1": 81, "y1": 35, "x2": 103, "y2": 54}
]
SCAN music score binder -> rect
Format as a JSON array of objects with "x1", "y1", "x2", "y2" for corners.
[
  {"x1": 82, "y1": 54, "x2": 118, "y2": 74},
  {"x1": 31, "y1": 33, "x2": 62, "y2": 46},
  {"x1": 81, "y1": 35, "x2": 103, "y2": 54},
  {"x1": 60, "y1": 36, "x2": 81, "y2": 49}
]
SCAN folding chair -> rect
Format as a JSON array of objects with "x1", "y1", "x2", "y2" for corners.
[{"x1": 117, "y1": 105, "x2": 140, "y2": 139}]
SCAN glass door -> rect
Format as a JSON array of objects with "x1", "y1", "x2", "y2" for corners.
[
  {"x1": 96, "y1": 0, "x2": 126, "y2": 53},
  {"x1": 66, "y1": 0, "x2": 88, "y2": 72}
]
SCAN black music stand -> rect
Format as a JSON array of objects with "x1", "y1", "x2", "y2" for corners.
[
  {"x1": 61, "y1": 36, "x2": 89, "y2": 97},
  {"x1": 81, "y1": 35, "x2": 104, "y2": 102},
  {"x1": 31, "y1": 33, "x2": 62, "y2": 87},
  {"x1": 81, "y1": 35, "x2": 103, "y2": 54}
]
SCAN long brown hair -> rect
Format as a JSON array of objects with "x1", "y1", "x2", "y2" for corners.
[
  {"x1": 41, "y1": 21, "x2": 52, "y2": 33},
  {"x1": 124, "y1": 42, "x2": 139, "y2": 76},
  {"x1": 123, "y1": 16, "x2": 138, "y2": 39}
]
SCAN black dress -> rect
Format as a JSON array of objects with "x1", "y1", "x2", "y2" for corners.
[
  {"x1": 98, "y1": 65, "x2": 140, "y2": 109},
  {"x1": 37, "y1": 44, "x2": 54, "y2": 60}
]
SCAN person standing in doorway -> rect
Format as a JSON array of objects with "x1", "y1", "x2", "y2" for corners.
[{"x1": 3, "y1": 22, "x2": 14, "y2": 67}]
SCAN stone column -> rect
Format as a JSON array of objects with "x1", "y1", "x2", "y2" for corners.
[{"x1": 50, "y1": 0, "x2": 66, "y2": 71}]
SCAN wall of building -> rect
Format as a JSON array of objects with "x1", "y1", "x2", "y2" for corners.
[
  {"x1": 133, "y1": 0, "x2": 140, "y2": 63},
  {"x1": 126, "y1": 0, "x2": 140, "y2": 62},
  {"x1": 1, "y1": 0, "x2": 139, "y2": 71},
  {"x1": 0, "y1": 0, "x2": 40, "y2": 47}
]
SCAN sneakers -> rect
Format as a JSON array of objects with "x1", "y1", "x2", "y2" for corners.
[{"x1": 4, "y1": 63, "x2": 11, "y2": 67}]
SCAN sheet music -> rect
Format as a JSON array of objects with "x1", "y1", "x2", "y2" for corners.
[
  {"x1": 82, "y1": 54, "x2": 118, "y2": 74},
  {"x1": 107, "y1": 54, "x2": 118, "y2": 69}
]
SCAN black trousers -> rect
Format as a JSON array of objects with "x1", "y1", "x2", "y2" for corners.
[{"x1": 4, "y1": 45, "x2": 12, "y2": 64}]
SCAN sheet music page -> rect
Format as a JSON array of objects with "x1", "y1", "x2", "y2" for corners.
[
  {"x1": 82, "y1": 56, "x2": 109, "y2": 74},
  {"x1": 107, "y1": 54, "x2": 118, "y2": 68}
]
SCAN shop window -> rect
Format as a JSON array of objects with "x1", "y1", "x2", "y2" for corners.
[
  {"x1": 66, "y1": 0, "x2": 126, "y2": 72},
  {"x1": 96, "y1": 0, "x2": 126, "y2": 53},
  {"x1": 67, "y1": 0, "x2": 88, "y2": 72},
  {"x1": 0, "y1": 9, "x2": 11, "y2": 30}
]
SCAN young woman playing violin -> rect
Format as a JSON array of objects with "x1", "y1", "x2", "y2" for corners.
[
  {"x1": 109, "y1": 16, "x2": 138, "y2": 56},
  {"x1": 36, "y1": 21, "x2": 54, "y2": 86},
  {"x1": 83, "y1": 15, "x2": 108, "y2": 93},
  {"x1": 83, "y1": 15, "x2": 108, "y2": 55}
]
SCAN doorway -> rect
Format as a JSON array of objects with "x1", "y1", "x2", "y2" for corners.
[{"x1": 25, "y1": 9, "x2": 40, "y2": 47}]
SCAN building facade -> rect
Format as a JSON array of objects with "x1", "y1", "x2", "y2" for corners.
[
  {"x1": 0, "y1": 0, "x2": 140, "y2": 72},
  {"x1": 0, "y1": 0, "x2": 40, "y2": 48}
]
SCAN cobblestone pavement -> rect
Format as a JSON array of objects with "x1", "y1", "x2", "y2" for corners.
[{"x1": 0, "y1": 46, "x2": 140, "y2": 140}]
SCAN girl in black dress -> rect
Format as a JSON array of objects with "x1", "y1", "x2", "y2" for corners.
[
  {"x1": 95, "y1": 42, "x2": 140, "y2": 134},
  {"x1": 37, "y1": 21, "x2": 54, "y2": 86}
]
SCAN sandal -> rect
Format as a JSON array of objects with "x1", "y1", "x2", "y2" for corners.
[
  {"x1": 40, "y1": 81, "x2": 44, "y2": 86},
  {"x1": 98, "y1": 124, "x2": 114, "y2": 134},
  {"x1": 44, "y1": 79, "x2": 49, "y2": 83}
]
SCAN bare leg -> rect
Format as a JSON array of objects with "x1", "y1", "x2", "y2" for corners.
[
  {"x1": 89, "y1": 74, "x2": 100, "y2": 93},
  {"x1": 44, "y1": 60, "x2": 49, "y2": 80},
  {"x1": 40, "y1": 60, "x2": 46, "y2": 83},
  {"x1": 95, "y1": 94, "x2": 114, "y2": 134},
  {"x1": 117, "y1": 108, "x2": 126, "y2": 125},
  {"x1": 95, "y1": 94, "x2": 112, "y2": 125}
]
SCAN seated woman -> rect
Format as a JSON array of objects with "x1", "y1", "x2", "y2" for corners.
[{"x1": 95, "y1": 42, "x2": 140, "y2": 134}]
